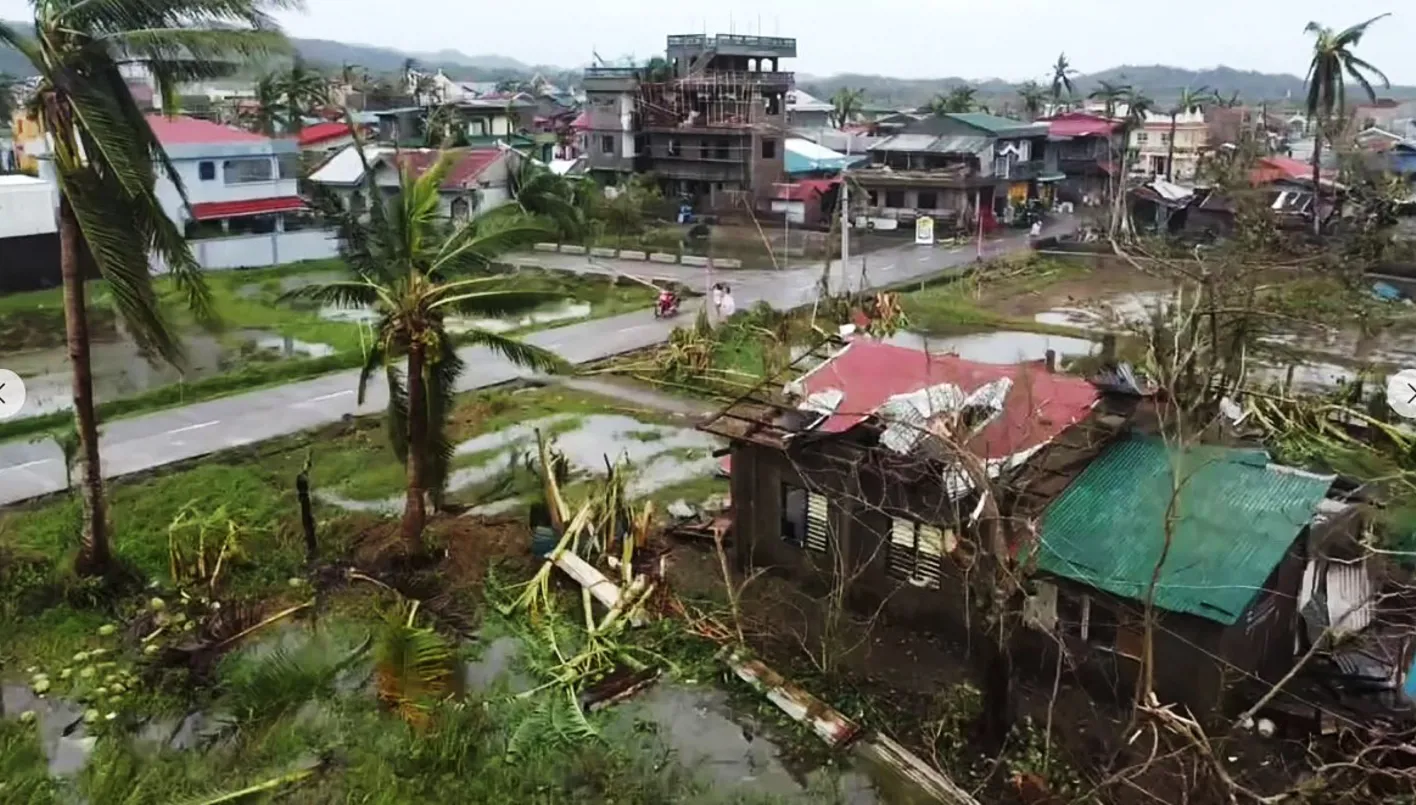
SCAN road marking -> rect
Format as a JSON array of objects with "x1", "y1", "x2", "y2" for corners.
[
  {"x1": 307, "y1": 390, "x2": 355, "y2": 403},
  {"x1": 918, "y1": 255, "x2": 931, "y2": 262},
  {"x1": 0, "y1": 458, "x2": 52, "y2": 472},
  {"x1": 165, "y1": 420, "x2": 219, "y2": 436},
  {"x1": 949, "y1": 247, "x2": 964, "y2": 254},
  {"x1": 880, "y1": 263, "x2": 896, "y2": 271}
]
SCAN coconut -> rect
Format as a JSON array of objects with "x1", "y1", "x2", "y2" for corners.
[
  {"x1": 97, "y1": 624, "x2": 117, "y2": 637},
  {"x1": 83, "y1": 709, "x2": 100, "y2": 725}
]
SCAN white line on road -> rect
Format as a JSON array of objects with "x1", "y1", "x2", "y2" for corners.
[
  {"x1": 881, "y1": 263, "x2": 896, "y2": 271},
  {"x1": 0, "y1": 458, "x2": 53, "y2": 472},
  {"x1": 306, "y1": 390, "x2": 355, "y2": 403},
  {"x1": 918, "y1": 255, "x2": 930, "y2": 262},
  {"x1": 165, "y1": 420, "x2": 219, "y2": 436}
]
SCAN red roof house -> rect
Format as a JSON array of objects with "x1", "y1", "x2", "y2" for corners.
[{"x1": 1043, "y1": 111, "x2": 1123, "y2": 139}]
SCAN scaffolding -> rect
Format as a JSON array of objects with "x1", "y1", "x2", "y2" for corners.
[{"x1": 636, "y1": 70, "x2": 779, "y2": 131}]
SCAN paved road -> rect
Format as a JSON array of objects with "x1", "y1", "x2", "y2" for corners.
[{"x1": 0, "y1": 221, "x2": 1069, "y2": 506}]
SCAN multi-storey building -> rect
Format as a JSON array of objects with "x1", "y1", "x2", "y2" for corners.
[
  {"x1": 1128, "y1": 107, "x2": 1207, "y2": 182},
  {"x1": 582, "y1": 33, "x2": 794, "y2": 210}
]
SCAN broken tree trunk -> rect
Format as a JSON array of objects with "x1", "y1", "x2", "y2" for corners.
[{"x1": 580, "y1": 667, "x2": 662, "y2": 712}]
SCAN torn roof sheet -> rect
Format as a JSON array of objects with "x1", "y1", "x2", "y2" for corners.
[{"x1": 797, "y1": 340, "x2": 1100, "y2": 460}]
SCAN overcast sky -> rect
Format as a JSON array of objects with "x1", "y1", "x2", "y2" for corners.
[{"x1": 2, "y1": 1, "x2": 1412, "y2": 83}]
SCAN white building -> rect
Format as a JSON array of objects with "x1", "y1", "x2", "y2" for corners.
[
  {"x1": 1128, "y1": 108, "x2": 1207, "y2": 181},
  {"x1": 309, "y1": 143, "x2": 517, "y2": 220},
  {"x1": 144, "y1": 115, "x2": 337, "y2": 269}
]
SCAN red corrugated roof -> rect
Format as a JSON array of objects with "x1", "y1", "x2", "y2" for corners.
[
  {"x1": 1250, "y1": 155, "x2": 1317, "y2": 184},
  {"x1": 391, "y1": 149, "x2": 503, "y2": 189},
  {"x1": 571, "y1": 111, "x2": 591, "y2": 130},
  {"x1": 773, "y1": 178, "x2": 839, "y2": 201},
  {"x1": 800, "y1": 340, "x2": 1099, "y2": 459},
  {"x1": 297, "y1": 121, "x2": 354, "y2": 146},
  {"x1": 145, "y1": 114, "x2": 267, "y2": 145},
  {"x1": 190, "y1": 196, "x2": 307, "y2": 221},
  {"x1": 1043, "y1": 112, "x2": 1122, "y2": 138}
]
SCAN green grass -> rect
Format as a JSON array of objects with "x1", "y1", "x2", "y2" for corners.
[{"x1": 898, "y1": 255, "x2": 1094, "y2": 337}]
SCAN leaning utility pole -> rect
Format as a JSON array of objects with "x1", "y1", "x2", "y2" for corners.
[{"x1": 838, "y1": 141, "x2": 851, "y2": 295}]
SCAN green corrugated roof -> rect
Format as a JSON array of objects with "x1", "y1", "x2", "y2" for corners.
[
  {"x1": 1035, "y1": 435, "x2": 1333, "y2": 625},
  {"x1": 947, "y1": 113, "x2": 1046, "y2": 136}
]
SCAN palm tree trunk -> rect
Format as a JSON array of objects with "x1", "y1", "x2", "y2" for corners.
[
  {"x1": 62, "y1": 196, "x2": 110, "y2": 575},
  {"x1": 400, "y1": 342, "x2": 428, "y2": 550},
  {"x1": 1166, "y1": 114, "x2": 1178, "y2": 181},
  {"x1": 1311, "y1": 122, "x2": 1324, "y2": 237}
]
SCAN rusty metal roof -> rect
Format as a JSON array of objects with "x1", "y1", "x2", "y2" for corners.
[{"x1": 1036, "y1": 435, "x2": 1334, "y2": 625}]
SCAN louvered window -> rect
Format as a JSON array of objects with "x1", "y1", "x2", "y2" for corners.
[
  {"x1": 888, "y1": 517, "x2": 954, "y2": 589},
  {"x1": 782, "y1": 484, "x2": 829, "y2": 554}
]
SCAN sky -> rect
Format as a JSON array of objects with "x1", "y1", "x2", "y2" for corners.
[{"x1": 2, "y1": 0, "x2": 1413, "y2": 84}]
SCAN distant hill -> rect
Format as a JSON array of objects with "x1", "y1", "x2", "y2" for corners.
[
  {"x1": 0, "y1": 24, "x2": 559, "y2": 83},
  {"x1": 802, "y1": 64, "x2": 1416, "y2": 110},
  {"x1": 6, "y1": 25, "x2": 1415, "y2": 110}
]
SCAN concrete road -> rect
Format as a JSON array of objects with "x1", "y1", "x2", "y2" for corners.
[{"x1": 0, "y1": 221, "x2": 1069, "y2": 506}]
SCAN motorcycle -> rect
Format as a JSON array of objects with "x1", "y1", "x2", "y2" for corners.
[{"x1": 654, "y1": 290, "x2": 681, "y2": 319}]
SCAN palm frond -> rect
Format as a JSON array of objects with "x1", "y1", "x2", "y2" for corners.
[
  {"x1": 373, "y1": 605, "x2": 453, "y2": 727},
  {"x1": 430, "y1": 220, "x2": 551, "y2": 275},
  {"x1": 280, "y1": 279, "x2": 382, "y2": 308},
  {"x1": 384, "y1": 363, "x2": 410, "y2": 465},
  {"x1": 428, "y1": 288, "x2": 561, "y2": 317},
  {"x1": 355, "y1": 337, "x2": 386, "y2": 406},
  {"x1": 458, "y1": 327, "x2": 567, "y2": 375}
]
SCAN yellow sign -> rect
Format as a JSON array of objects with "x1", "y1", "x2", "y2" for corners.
[{"x1": 914, "y1": 215, "x2": 934, "y2": 245}]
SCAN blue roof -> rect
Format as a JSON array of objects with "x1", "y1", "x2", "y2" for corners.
[{"x1": 785, "y1": 138, "x2": 867, "y2": 175}]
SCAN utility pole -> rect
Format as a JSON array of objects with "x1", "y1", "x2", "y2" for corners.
[{"x1": 839, "y1": 142, "x2": 851, "y2": 295}]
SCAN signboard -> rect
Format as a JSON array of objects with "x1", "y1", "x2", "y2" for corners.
[{"x1": 914, "y1": 215, "x2": 934, "y2": 245}]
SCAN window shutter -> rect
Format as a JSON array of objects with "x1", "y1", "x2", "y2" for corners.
[
  {"x1": 805, "y1": 493, "x2": 829, "y2": 553},
  {"x1": 914, "y1": 524, "x2": 944, "y2": 589},
  {"x1": 888, "y1": 517, "x2": 915, "y2": 580}
]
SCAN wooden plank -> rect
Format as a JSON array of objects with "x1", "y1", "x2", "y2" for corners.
[
  {"x1": 724, "y1": 649, "x2": 861, "y2": 747},
  {"x1": 855, "y1": 734, "x2": 982, "y2": 805}
]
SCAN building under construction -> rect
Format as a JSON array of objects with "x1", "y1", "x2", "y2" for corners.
[{"x1": 582, "y1": 34, "x2": 794, "y2": 211}]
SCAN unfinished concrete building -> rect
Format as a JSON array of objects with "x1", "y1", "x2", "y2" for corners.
[{"x1": 582, "y1": 34, "x2": 794, "y2": 211}]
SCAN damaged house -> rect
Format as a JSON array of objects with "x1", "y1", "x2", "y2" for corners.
[
  {"x1": 700, "y1": 340, "x2": 1125, "y2": 634},
  {"x1": 1027, "y1": 436, "x2": 1336, "y2": 715}
]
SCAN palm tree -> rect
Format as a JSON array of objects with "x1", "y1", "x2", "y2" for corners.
[
  {"x1": 0, "y1": 1, "x2": 289, "y2": 575},
  {"x1": 247, "y1": 73, "x2": 287, "y2": 136},
  {"x1": 830, "y1": 87, "x2": 865, "y2": 128},
  {"x1": 930, "y1": 85, "x2": 977, "y2": 115},
  {"x1": 280, "y1": 57, "x2": 328, "y2": 132},
  {"x1": 0, "y1": 73, "x2": 15, "y2": 130},
  {"x1": 1112, "y1": 88, "x2": 1154, "y2": 237},
  {"x1": 504, "y1": 157, "x2": 586, "y2": 239},
  {"x1": 292, "y1": 153, "x2": 562, "y2": 548},
  {"x1": 1164, "y1": 86, "x2": 1212, "y2": 181},
  {"x1": 1304, "y1": 15, "x2": 1390, "y2": 236},
  {"x1": 1088, "y1": 80, "x2": 1130, "y2": 119},
  {"x1": 1016, "y1": 81, "x2": 1048, "y2": 121},
  {"x1": 1050, "y1": 53, "x2": 1077, "y2": 109}
]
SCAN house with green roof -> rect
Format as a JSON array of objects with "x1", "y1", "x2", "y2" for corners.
[
  {"x1": 1030, "y1": 434, "x2": 1334, "y2": 713},
  {"x1": 851, "y1": 111, "x2": 1057, "y2": 236}
]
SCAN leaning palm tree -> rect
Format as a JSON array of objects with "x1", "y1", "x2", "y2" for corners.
[
  {"x1": 0, "y1": 1, "x2": 291, "y2": 575},
  {"x1": 1088, "y1": 80, "x2": 1130, "y2": 119},
  {"x1": 1164, "y1": 86, "x2": 1212, "y2": 181},
  {"x1": 929, "y1": 85, "x2": 976, "y2": 115},
  {"x1": 292, "y1": 152, "x2": 562, "y2": 548},
  {"x1": 280, "y1": 57, "x2": 328, "y2": 132},
  {"x1": 1304, "y1": 15, "x2": 1390, "y2": 236},
  {"x1": 247, "y1": 73, "x2": 287, "y2": 136},
  {"x1": 829, "y1": 87, "x2": 865, "y2": 128},
  {"x1": 1112, "y1": 88, "x2": 1155, "y2": 238},
  {"x1": 1016, "y1": 81, "x2": 1048, "y2": 120},
  {"x1": 1049, "y1": 53, "x2": 1077, "y2": 109},
  {"x1": 503, "y1": 157, "x2": 585, "y2": 239}
]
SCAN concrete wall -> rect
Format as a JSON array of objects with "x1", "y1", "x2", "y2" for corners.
[{"x1": 153, "y1": 229, "x2": 339, "y2": 272}]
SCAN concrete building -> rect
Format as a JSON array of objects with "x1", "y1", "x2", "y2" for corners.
[
  {"x1": 1129, "y1": 108, "x2": 1207, "y2": 182},
  {"x1": 787, "y1": 88, "x2": 835, "y2": 129},
  {"x1": 851, "y1": 113, "x2": 1052, "y2": 232},
  {"x1": 309, "y1": 144, "x2": 516, "y2": 221},
  {"x1": 582, "y1": 33, "x2": 795, "y2": 210},
  {"x1": 143, "y1": 115, "x2": 336, "y2": 270}
]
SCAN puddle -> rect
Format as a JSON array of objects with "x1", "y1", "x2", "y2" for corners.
[
  {"x1": 252, "y1": 335, "x2": 336, "y2": 359},
  {"x1": 611, "y1": 684, "x2": 879, "y2": 803},
  {"x1": 318, "y1": 414, "x2": 721, "y2": 514},
  {"x1": 7, "y1": 328, "x2": 336, "y2": 418},
  {"x1": 319, "y1": 305, "x2": 381, "y2": 325},
  {"x1": 446, "y1": 301, "x2": 592, "y2": 334},
  {"x1": 236, "y1": 270, "x2": 345, "y2": 299},
  {"x1": 3, "y1": 683, "x2": 93, "y2": 777},
  {"x1": 886, "y1": 330, "x2": 1098, "y2": 364},
  {"x1": 462, "y1": 636, "x2": 532, "y2": 694}
]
